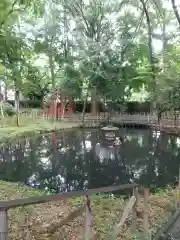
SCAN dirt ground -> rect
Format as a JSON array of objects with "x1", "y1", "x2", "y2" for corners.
[{"x1": 1, "y1": 181, "x2": 179, "y2": 239}]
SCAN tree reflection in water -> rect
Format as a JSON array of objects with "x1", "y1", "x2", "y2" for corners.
[{"x1": 0, "y1": 128, "x2": 180, "y2": 193}]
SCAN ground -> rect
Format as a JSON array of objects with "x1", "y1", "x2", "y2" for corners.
[
  {"x1": 1, "y1": 181, "x2": 180, "y2": 240},
  {"x1": 0, "y1": 115, "x2": 79, "y2": 143}
]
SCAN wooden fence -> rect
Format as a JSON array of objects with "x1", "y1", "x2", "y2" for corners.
[
  {"x1": 0, "y1": 183, "x2": 152, "y2": 240},
  {"x1": 20, "y1": 109, "x2": 180, "y2": 129}
]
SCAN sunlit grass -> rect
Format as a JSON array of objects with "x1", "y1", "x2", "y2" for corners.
[
  {"x1": 1, "y1": 115, "x2": 42, "y2": 126},
  {"x1": 0, "y1": 115, "x2": 79, "y2": 143}
]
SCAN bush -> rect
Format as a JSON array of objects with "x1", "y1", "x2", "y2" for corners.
[
  {"x1": 20, "y1": 100, "x2": 41, "y2": 108},
  {"x1": 3, "y1": 102, "x2": 16, "y2": 116},
  {"x1": 7, "y1": 100, "x2": 42, "y2": 108}
]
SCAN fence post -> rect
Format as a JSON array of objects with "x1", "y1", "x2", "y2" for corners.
[
  {"x1": 0, "y1": 209, "x2": 8, "y2": 240},
  {"x1": 143, "y1": 188, "x2": 149, "y2": 236},
  {"x1": 84, "y1": 195, "x2": 93, "y2": 240},
  {"x1": 175, "y1": 165, "x2": 180, "y2": 209},
  {"x1": 113, "y1": 196, "x2": 136, "y2": 239},
  {"x1": 132, "y1": 187, "x2": 138, "y2": 232}
]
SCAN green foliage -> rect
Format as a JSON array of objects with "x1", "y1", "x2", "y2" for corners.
[
  {"x1": 3, "y1": 102, "x2": 15, "y2": 116},
  {"x1": 0, "y1": 0, "x2": 179, "y2": 114},
  {"x1": 151, "y1": 46, "x2": 180, "y2": 112}
]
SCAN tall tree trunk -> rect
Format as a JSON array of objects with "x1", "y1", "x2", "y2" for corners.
[
  {"x1": 171, "y1": 0, "x2": 180, "y2": 26},
  {"x1": 0, "y1": 81, "x2": 2, "y2": 95},
  {"x1": 0, "y1": 100, "x2": 4, "y2": 127},
  {"x1": 15, "y1": 90, "x2": 20, "y2": 126},
  {"x1": 91, "y1": 87, "x2": 98, "y2": 115},
  {"x1": 69, "y1": 96, "x2": 75, "y2": 113},
  {"x1": 103, "y1": 96, "x2": 106, "y2": 119},
  {"x1": 162, "y1": 17, "x2": 167, "y2": 65},
  {"x1": 140, "y1": 0, "x2": 156, "y2": 111},
  {"x1": 48, "y1": 40, "x2": 57, "y2": 125},
  {"x1": 158, "y1": 15, "x2": 167, "y2": 123},
  {"x1": 48, "y1": 45, "x2": 55, "y2": 88},
  {"x1": 63, "y1": 4, "x2": 68, "y2": 60},
  {"x1": 61, "y1": 96, "x2": 66, "y2": 120},
  {"x1": 82, "y1": 91, "x2": 88, "y2": 127},
  {"x1": 4, "y1": 86, "x2": 7, "y2": 101}
]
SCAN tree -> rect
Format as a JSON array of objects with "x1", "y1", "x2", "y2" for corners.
[
  {"x1": 0, "y1": 0, "x2": 179, "y2": 119},
  {"x1": 171, "y1": 0, "x2": 180, "y2": 27},
  {"x1": 65, "y1": 0, "x2": 117, "y2": 114},
  {"x1": 3, "y1": 30, "x2": 30, "y2": 125}
]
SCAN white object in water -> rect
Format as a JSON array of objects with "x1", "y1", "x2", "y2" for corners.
[{"x1": 114, "y1": 137, "x2": 121, "y2": 146}]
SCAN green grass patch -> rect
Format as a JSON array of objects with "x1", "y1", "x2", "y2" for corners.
[{"x1": 0, "y1": 116, "x2": 79, "y2": 144}]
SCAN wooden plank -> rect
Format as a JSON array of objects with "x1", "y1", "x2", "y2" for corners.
[
  {"x1": 178, "y1": 165, "x2": 180, "y2": 190},
  {"x1": 0, "y1": 209, "x2": 8, "y2": 240},
  {"x1": 132, "y1": 187, "x2": 139, "y2": 232},
  {"x1": 143, "y1": 189, "x2": 149, "y2": 235},
  {"x1": 113, "y1": 196, "x2": 136, "y2": 238},
  {"x1": 46, "y1": 206, "x2": 84, "y2": 234},
  {"x1": 175, "y1": 166, "x2": 180, "y2": 209},
  {"x1": 85, "y1": 196, "x2": 93, "y2": 240},
  {"x1": 0, "y1": 183, "x2": 137, "y2": 210}
]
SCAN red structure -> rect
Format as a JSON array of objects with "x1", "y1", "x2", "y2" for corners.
[
  {"x1": 43, "y1": 101, "x2": 72, "y2": 118},
  {"x1": 43, "y1": 91, "x2": 73, "y2": 118}
]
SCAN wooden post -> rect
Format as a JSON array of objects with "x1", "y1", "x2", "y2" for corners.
[
  {"x1": 175, "y1": 165, "x2": 180, "y2": 209},
  {"x1": 113, "y1": 196, "x2": 136, "y2": 239},
  {"x1": 84, "y1": 195, "x2": 93, "y2": 240},
  {"x1": 178, "y1": 165, "x2": 180, "y2": 190},
  {"x1": 0, "y1": 209, "x2": 8, "y2": 240},
  {"x1": 132, "y1": 187, "x2": 138, "y2": 232},
  {"x1": 143, "y1": 188, "x2": 149, "y2": 236}
]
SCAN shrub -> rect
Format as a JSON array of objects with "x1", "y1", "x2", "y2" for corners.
[
  {"x1": 7, "y1": 100, "x2": 42, "y2": 108},
  {"x1": 3, "y1": 102, "x2": 16, "y2": 116}
]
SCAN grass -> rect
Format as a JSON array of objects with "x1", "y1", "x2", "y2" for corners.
[
  {"x1": 0, "y1": 181, "x2": 179, "y2": 240},
  {"x1": 0, "y1": 116, "x2": 79, "y2": 143}
]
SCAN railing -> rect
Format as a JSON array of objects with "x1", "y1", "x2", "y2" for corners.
[
  {"x1": 19, "y1": 110, "x2": 180, "y2": 129},
  {"x1": 0, "y1": 183, "x2": 152, "y2": 240},
  {"x1": 78, "y1": 113, "x2": 180, "y2": 129}
]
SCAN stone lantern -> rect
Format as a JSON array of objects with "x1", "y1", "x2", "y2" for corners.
[{"x1": 101, "y1": 125, "x2": 119, "y2": 140}]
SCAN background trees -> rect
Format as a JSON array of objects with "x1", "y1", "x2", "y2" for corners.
[{"x1": 0, "y1": 0, "x2": 180, "y2": 115}]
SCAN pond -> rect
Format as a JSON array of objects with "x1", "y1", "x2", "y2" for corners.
[{"x1": 0, "y1": 128, "x2": 180, "y2": 193}]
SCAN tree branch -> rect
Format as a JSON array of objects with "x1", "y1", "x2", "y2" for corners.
[
  {"x1": 0, "y1": 0, "x2": 31, "y2": 27},
  {"x1": 139, "y1": 0, "x2": 155, "y2": 74},
  {"x1": 171, "y1": 0, "x2": 180, "y2": 27},
  {"x1": 0, "y1": 0, "x2": 18, "y2": 26}
]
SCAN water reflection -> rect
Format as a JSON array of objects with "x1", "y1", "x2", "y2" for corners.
[{"x1": 0, "y1": 128, "x2": 180, "y2": 193}]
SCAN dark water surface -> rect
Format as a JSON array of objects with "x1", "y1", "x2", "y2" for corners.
[{"x1": 0, "y1": 128, "x2": 180, "y2": 193}]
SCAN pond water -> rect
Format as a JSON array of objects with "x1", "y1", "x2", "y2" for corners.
[{"x1": 0, "y1": 128, "x2": 180, "y2": 193}]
